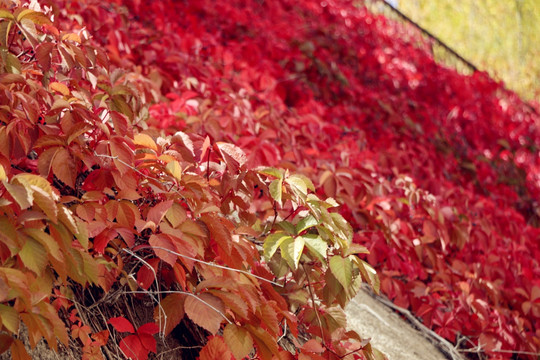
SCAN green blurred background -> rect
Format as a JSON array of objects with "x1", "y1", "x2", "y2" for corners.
[{"x1": 375, "y1": 0, "x2": 540, "y2": 104}]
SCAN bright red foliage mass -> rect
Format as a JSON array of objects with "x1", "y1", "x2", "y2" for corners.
[{"x1": 0, "y1": 0, "x2": 539, "y2": 359}]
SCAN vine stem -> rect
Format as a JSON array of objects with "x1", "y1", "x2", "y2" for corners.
[
  {"x1": 128, "y1": 246, "x2": 284, "y2": 287},
  {"x1": 125, "y1": 290, "x2": 233, "y2": 325},
  {"x1": 301, "y1": 263, "x2": 326, "y2": 348}
]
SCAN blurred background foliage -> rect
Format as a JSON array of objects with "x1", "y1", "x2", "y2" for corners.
[{"x1": 371, "y1": 0, "x2": 540, "y2": 104}]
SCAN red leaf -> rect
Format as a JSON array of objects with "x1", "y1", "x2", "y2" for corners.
[
  {"x1": 137, "y1": 322, "x2": 159, "y2": 336},
  {"x1": 146, "y1": 200, "x2": 174, "y2": 226},
  {"x1": 120, "y1": 334, "x2": 147, "y2": 360},
  {"x1": 137, "y1": 333, "x2": 157, "y2": 353},
  {"x1": 136, "y1": 258, "x2": 160, "y2": 290},
  {"x1": 149, "y1": 233, "x2": 178, "y2": 266},
  {"x1": 0, "y1": 334, "x2": 13, "y2": 353},
  {"x1": 93, "y1": 228, "x2": 118, "y2": 254},
  {"x1": 108, "y1": 317, "x2": 135, "y2": 333}
]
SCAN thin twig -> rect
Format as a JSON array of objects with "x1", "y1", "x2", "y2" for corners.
[{"x1": 122, "y1": 249, "x2": 167, "y2": 340}]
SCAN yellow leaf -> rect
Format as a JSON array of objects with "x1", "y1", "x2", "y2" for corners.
[
  {"x1": 165, "y1": 203, "x2": 187, "y2": 228},
  {"x1": 0, "y1": 304, "x2": 19, "y2": 333},
  {"x1": 134, "y1": 133, "x2": 158, "y2": 151},
  {"x1": 13, "y1": 174, "x2": 55, "y2": 199},
  {"x1": 0, "y1": 9, "x2": 14, "y2": 20},
  {"x1": 165, "y1": 160, "x2": 182, "y2": 182},
  {"x1": 0, "y1": 164, "x2": 6, "y2": 181},
  {"x1": 16, "y1": 9, "x2": 51, "y2": 24},
  {"x1": 61, "y1": 33, "x2": 81, "y2": 43},
  {"x1": 3, "y1": 182, "x2": 33, "y2": 209}
]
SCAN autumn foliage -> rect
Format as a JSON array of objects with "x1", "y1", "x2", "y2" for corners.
[{"x1": 0, "y1": 0, "x2": 539, "y2": 360}]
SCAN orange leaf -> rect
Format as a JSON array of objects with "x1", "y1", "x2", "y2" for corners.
[
  {"x1": 210, "y1": 290, "x2": 249, "y2": 320},
  {"x1": 52, "y1": 147, "x2": 76, "y2": 188},
  {"x1": 92, "y1": 330, "x2": 109, "y2": 346},
  {"x1": 134, "y1": 133, "x2": 158, "y2": 151},
  {"x1": 198, "y1": 336, "x2": 233, "y2": 360},
  {"x1": 117, "y1": 200, "x2": 138, "y2": 229},
  {"x1": 246, "y1": 325, "x2": 280, "y2": 360},
  {"x1": 109, "y1": 136, "x2": 134, "y2": 175},
  {"x1": 49, "y1": 82, "x2": 70, "y2": 96},
  {"x1": 10, "y1": 339, "x2": 30, "y2": 360},
  {"x1": 154, "y1": 293, "x2": 185, "y2": 336},
  {"x1": 256, "y1": 302, "x2": 280, "y2": 336},
  {"x1": 223, "y1": 324, "x2": 253, "y2": 360},
  {"x1": 184, "y1": 293, "x2": 225, "y2": 335},
  {"x1": 200, "y1": 214, "x2": 232, "y2": 253},
  {"x1": 110, "y1": 111, "x2": 133, "y2": 138}
]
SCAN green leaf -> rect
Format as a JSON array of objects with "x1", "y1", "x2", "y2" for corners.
[
  {"x1": 19, "y1": 237, "x2": 48, "y2": 275},
  {"x1": 302, "y1": 234, "x2": 327, "y2": 261},
  {"x1": 269, "y1": 178, "x2": 282, "y2": 204},
  {"x1": 280, "y1": 236, "x2": 304, "y2": 270},
  {"x1": 295, "y1": 215, "x2": 319, "y2": 234},
  {"x1": 352, "y1": 257, "x2": 380, "y2": 294},
  {"x1": 277, "y1": 221, "x2": 295, "y2": 235},
  {"x1": 263, "y1": 233, "x2": 292, "y2": 261},
  {"x1": 329, "y1": 255, "x2": 353, "y2": 290},
  {"x1": 258, "y1": 167, "x2": 283, "y2": 179},
  {"x1": 285, "y1": 174, "x2": 308, "y2": 199},
  {"x1": 330, "y1": 212, "x2": 353, "y2": 248},
  {"x1": 24, "y1": 228, "x2": 61, "y2": 263}
]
